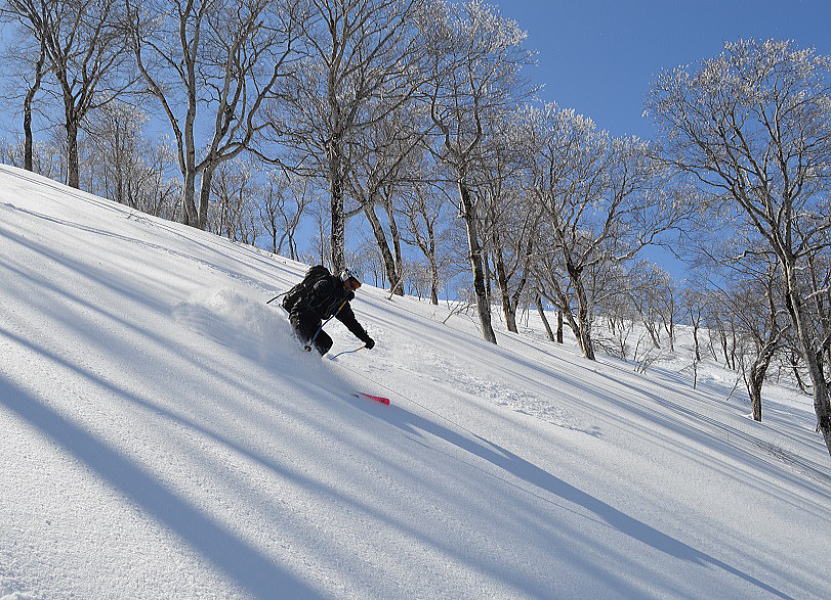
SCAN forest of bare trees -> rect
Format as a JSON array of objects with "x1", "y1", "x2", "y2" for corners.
[{"x1": 1, "y1": 3, "x2": 829, "y2": 455}]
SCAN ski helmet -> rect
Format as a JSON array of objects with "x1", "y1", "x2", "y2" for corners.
[{"x1": 339, "y1": 268, "x2": 360, "y2": 284}]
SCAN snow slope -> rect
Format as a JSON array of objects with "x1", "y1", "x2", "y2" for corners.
[{"x1": 0, "y1": 164, "x2": 829, "y2": 600}]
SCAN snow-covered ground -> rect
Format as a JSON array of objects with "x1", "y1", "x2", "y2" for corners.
[{"x1": 1, "y1": 164, "x2": 829, "y2": 600}]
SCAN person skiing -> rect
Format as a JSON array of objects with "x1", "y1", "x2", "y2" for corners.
[{"x1": 284, "y1": 267, "x2": 375, "y2": 356}]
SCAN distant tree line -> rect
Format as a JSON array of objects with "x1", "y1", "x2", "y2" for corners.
[{"x1": 0, "y1": 3, "x2": 829, "y2": 454}]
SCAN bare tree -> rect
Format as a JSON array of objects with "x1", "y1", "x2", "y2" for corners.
[
  {"x1": 207, "y1": 159, "x2": 260, "y2": 243},
  {"x1": 478, "y1": 112, "x2": 542, "y2": 333},
  {"x1": 0, "y1": 136, "x2": 63, "y2": 178},
  {"x1": 805, "y1": 250, "x2": 831, "y2": 391},
  {"x1": 627, "y1": 261, "x2": 672, "y2": 349},
  {"x1": 681, "y1": 287, "x2": 709, "y2": 363},
  {"x1": 525, "y1": 103, "x2": 688, "y2": 359},
  {"x1": 259, "y1": 172, "x2": 312, "y2": 259},
  {"x1": 21, "y1": 38, "x2": 46, "y2": 172},
  {"x1": 263, "y1": 0, "x2": 429, "y2": 272},
  {"x1": 597, "y1": 286, "x2": 638, "y2": 360},
  {"x1": 422, "y1": 0, "x2": 533, "y2": 344},
  {"x1": 4, "y1": 0, "x2": 135, "y2": 188},
  {"x1": 0, "y1": 15, "x2": 49, "y2": 171},
  {"x1": 400, "y1": 182, "x2": 452, "y2": 305},
  {"x1": 724, "y1": 266, "x2": 787, "y2": 421},
  {"x1": 79, "y1": 102, "x2": 180, "y2": 217},
  {"x1": 83, "y1": 100, "x2": 144, "y2": 205},
  {"x1": 126, "y1": 0, "x2": 303, "y2": 228},
  {"x1": 533, "y1": 295, "x2": 561, "y2": 343},
  {"x1": 346, "y1": 102, "x2": 429, "y2": 295},
  {"x1": 657, "y1": 277, "x2": 679, "y2": 353},
  {"x1": 779, "y1": 329, "x2": 811, "y2": 393},
  {"x1": 649, "y1": 39, "x2": 831, "y2": 455}
]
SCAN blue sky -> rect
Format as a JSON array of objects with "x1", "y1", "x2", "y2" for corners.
[
  {"x1": 497, "y1": 0, "x2": 831, "y2": 139},
  {"x1": 494, "y1": 0, "x2": 831, "y2": 279}
]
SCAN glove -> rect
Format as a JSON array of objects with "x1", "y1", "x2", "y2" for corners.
[{"x1": 363, "y1": 336, "x2": 375, "y2": 350}]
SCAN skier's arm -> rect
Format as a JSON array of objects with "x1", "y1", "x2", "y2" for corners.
[{"x1": 336, "y1": 304, "x2": 373, "y2": 345}]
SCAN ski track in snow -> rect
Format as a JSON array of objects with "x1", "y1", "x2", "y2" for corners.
[{"x1": 383, "y1": 337, "x2": 601, "y2": 435}]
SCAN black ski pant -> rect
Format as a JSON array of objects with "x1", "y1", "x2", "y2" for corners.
[{"x1": 290, "y1": 311, "x2": 333, "y2": 356}]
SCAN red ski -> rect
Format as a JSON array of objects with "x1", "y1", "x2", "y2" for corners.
[{"x1": 354, "y1": 392, "x2": 390, "y2": 406}]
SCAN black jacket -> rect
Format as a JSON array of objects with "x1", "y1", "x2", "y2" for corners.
[{"x1": 291, "y1": 275, "x2": 370, "y2": 343}]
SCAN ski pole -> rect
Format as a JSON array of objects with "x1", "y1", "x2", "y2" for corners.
[
  {"x1": 265, "y1": 291, "x2": 288, "y2": 305},
  {"x1": 329, "y1": 346, "x2": 366, "y2": 360},
  {"x1": 304, "y1": 300, "x2": 348, "y2": 352}
]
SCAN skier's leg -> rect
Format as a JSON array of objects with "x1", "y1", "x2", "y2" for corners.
[
  {"x1": 313, "y1": 331, "x2": 333, "y2": 356},
  {"x1": 290, "y1": 311, "x2": 321, "y2": 349}
]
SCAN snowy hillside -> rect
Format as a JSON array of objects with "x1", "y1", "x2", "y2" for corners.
[{"x1": 1, "y1": 164, "x2": 829, "y2": 600}]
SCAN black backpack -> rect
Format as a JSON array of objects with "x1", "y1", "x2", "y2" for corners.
[{"x1": 281, "y1": 265, "x2": 331, "y2": 313}]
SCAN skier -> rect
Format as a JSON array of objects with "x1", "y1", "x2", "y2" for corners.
[{"x1": 284, "y1": 267, "x2": 375, "y2": 356}]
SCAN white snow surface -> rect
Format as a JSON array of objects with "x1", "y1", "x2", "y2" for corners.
[{"x1": 0, "y1": 164, "x2": 829, "y2": 599}]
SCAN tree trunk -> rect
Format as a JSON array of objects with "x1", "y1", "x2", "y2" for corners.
[
  {"x1": 384, "y1": 195, "x2": 405, "y2": 296},
  {"x1": 708, "y1": 335, "x2": 719, "y2": 362},
  {"x1": 65, "y1": 119, "x2": 80, "y2": 189},
  {"x1": 330, "y1": 177, "x2": 345, "y2": 272},
  {"x1": 746, "y1": 342, "x2": 776, "y2": 422},
  {"x1": 494, "y1": 249, "x2": 518, "y2": 333},
  {"x1": 748, "y1": 382, "x2": 763, "y2": 421},
  {"x1": 748, "y1": 365, "x2": 766, "y2": 421},
  {"x1": 483, "y1": 250, "x2": 493, "y2": 303},
  {"x1": 692, "y1": 324, "x2": 701, "y2": 362},
  {"x1": 459, "y1": 180, "x2": 496, "y2": 344},
  {"x1": 327, "y1": 137, "x2": 346, "y2": 272},
  {"x1": 364, "y1": 204, "x2": 402, "y2": 296},
  {"x1": 198, "y1": 161, "x2": 217, "y2": 230},
  {"x1": 429, "y1": 255, "x2": 439, "y2": 305},
  {"x1": 544, "y1": 286, "x2": 577, "y2": 346},
  {"x1": 784, "y1": 263, "x2": 831, "y2": 456},
  {"x1": 720, "y1": 330, "x2": 731, "y2": 366},
  {"x1": 179, "y1": 168, "x2": 197, "y2": 227},
  {"x1": 790, "y1": 351, "x2": 808, "y2": 393},
  {"x1": 571, "y1": 270, "x2": 596, "y2": 360},
  {"x1": 22, "y1": 45, "x2": 45, "y2": 173},
  {"x1": 23, "y1": 98, "x2": 35, "y2": 172},
  {"x1": 180, "y1": 84, "x2": 199, "y2": 227},
  {"x1": 644, "y1": 322, "x2": 661, "y2": 348},
  {"x1": 577, "y1": 318, "x2": 596, "y2": 360},
  {"x1": 536, "y1": 296, "x2": 555, "y2": 342},
  {"x1": 115, "y1": 162, "x2": 126, "y2": 205},
  {"x1": 663, "y1": 315, "x2": 675, "y2": 352},
  {"x1": 426, "y1": 214, "x2": 439, "y2": 305}
]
